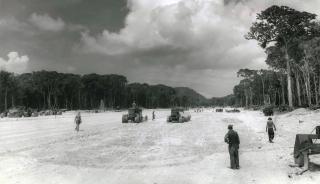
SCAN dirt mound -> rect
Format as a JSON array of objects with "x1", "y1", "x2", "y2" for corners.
[{"x1": 286, "y1": 108, "x2": 311, "y2": 117}]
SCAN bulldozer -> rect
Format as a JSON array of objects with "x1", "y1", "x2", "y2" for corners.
[
  {"x1": 122, "y1": 106, "x2": 147, "y2": 123},
  {"x1": 167, "y1": 107, "x2": 191, "y2": 123},
  {"x1": 293, "y1": 126, "x2": 320, "y2": 170}
]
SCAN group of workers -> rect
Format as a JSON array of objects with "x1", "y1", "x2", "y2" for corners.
[
  {"x1": 73, "y1": 110, "x2": 277, "y2": 170},
  {"x1": 224, "y1": 117, "x2": 276, "y2": 169}
]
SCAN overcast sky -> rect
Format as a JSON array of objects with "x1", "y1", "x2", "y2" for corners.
[{"x1": 0, "y1": 0, "x2": 320, "y2": 97}]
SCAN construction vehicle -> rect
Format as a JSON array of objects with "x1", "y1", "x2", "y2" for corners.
[
  {"x1": 7, "y1": 107, "x2": 24, "y2": 118},
  {"x1": 293, "y1": 126, "x2": 320, "y2": 170},
  {"x1": 122, "y1": 105, "x2": 147, "y2": 123},
  {"x1": 167, "y1": 107, "x2": 191, "y2": 123},
  {"x1": 226, "y1": 109, "x2": 240, "y2": 113}
]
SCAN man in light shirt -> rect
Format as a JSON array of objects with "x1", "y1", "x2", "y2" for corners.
[{"x1": 266, "y1": 117, "x2": 276, "y2": 143}]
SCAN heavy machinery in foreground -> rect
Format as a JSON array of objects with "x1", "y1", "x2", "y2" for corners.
[
  {"x1": 293, "y1": 126, "x2": 320, "y2": 170},
  {"x1": 167, "y1": 107, "x2": 191, "y2": 123},
  {"x1": 122, "y1": 107, "x2": 148, "y2": 123}
]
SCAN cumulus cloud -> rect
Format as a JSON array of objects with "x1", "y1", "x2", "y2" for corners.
[
  {"x1": 29, "y1": 13, "x2": 65, "y2": 32},
  {"x1": 80, "y1": 0, "x2": 266, "y2": 71},
  {"x1": 78, "y1": 0, "x2": 320, "y2": 97},
  {"x1": 0, "y1": 52, "x2": 29, "y2": 74},
  {"x1": 2, "y1": 0, "x2": 320, "y2": 97}
]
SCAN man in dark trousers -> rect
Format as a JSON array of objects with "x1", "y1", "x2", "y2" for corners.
[
  {"x1": 75, "y1": 112, "x2": 82, "y2": 132},
  {"x1": 266, "y1": 117, "x2": 276, "y2": 143},
  {"x1": 224, "y1": 124, "x2": 240, "y2": 169},
  {"x1": 152, "y1": 111, "x2": 155, "y2": 120}
]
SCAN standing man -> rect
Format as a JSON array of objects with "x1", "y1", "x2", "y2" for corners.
[
  {"x1": 132, "y1": 101, "x2": 137, "y2": 108},
  {"x1": 266, "y1": 117, "x2": 276, "y2": 143},
  {"x1": 75, "y1": 112, "x2": 82, "y2": 132},
  {"x1": 152, "y1": 111, "x2": 155, "y2": 120},
  {"x1": 224, "y1": 124, "x2": 240, "y2": 169}
]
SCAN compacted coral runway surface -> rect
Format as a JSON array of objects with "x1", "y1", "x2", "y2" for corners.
[{"x1": 0, "y1": 109, "x2": 319, "y2": 184}]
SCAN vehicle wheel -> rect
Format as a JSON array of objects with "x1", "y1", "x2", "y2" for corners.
[
  {"x1": 122, "y1": 115, "x2": 128, "y2": 123},
  {"x1": 294, "y1": 153, "x2": 304, "y2": 167},
  {"x1": 135, "y1": 115, "x2": 141, "y2": 123},
  {"x1": 179, "y1": 117, "x2": 184, "y2": 123},
  {"x1": 167, "y1": 117, "x2": 171, "y2": 122}
]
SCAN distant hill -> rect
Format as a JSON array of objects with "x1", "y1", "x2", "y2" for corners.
[{"x1": 174, "y1": 87, "x2": 209, "y2": 105}]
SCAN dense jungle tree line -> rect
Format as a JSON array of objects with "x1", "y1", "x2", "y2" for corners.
[
  {"x1": 233, "y1": 5, "x2": 320, "y2": 108},
  {"x1": 0, "y1": 70, "x2": 209, "y2": 112}
]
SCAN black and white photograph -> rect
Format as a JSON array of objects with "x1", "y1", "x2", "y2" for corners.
[{"x1": 0, "y1": 0, "x2": 320, "y2": 183}]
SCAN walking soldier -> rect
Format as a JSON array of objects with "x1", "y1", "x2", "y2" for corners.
[
  {"x1": 75, "y1": 112, "x2": 82, "y2": 132},
  {"x1": 266, "y1": 117, "x2": 276, "y2": 143}
]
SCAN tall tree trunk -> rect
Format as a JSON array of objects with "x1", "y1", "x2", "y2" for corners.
[
  {"x1": 302, "y1": 72, "x2": 311, "y2": 107},
  {"x1": 277, "y1": 90, "x2": 280, "y2": 106},
  {"x1": 245, "y1": 90, "x2": 249, "y2": 107},
  {"x1": 54, "y1": 95, "x2": 58, "y2": 108},
  {"x1": 11, "y1": 95, "x2": 14, "y2": 108},
  {"x1": 319, "y1": 76, "x2": 320, "y2": 105},
  {"x1": 249, "y1": 88, "x2": 253, "y2": 106},
  {"x1": 303, "y1": 59, "x2": 312, "y2": 107},
  {"x1": 313, "y1": 74, "x2": 318, "y2": 105},
  {"x1": 43, "y1": 92, "x2": 46, "y2": 109},
  {"x1": 295, "y1": 71, "x2": 302, "y2": 107},
  {"x1": 260, "y1": 76, "x2": 266, "y2": 105},
  {"x1": 281, "y1": 75, "x2": 286, "y2": 105},
  {"x1": 285, "y1": 51, "x2": 293, "y2": 107},
  {"x1": 4, "y1": 87, "x2": 8, "y2": 111},
  {"x1": 47, "y1": 94, "x2": 51, "y2": 109},
  {"x1": 78, "y1": 90, "x2": 81, "y2": 110}
]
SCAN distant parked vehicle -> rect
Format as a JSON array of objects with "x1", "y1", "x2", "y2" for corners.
[
  {"x1": 0, "y1": 112, "x2": 7, "y2": 118},
  {"x1": 56, "y1": 111, "x2": 62, "y2": 115},
  {"x1": 115, "y1": 106, "x2": 122, "y2": 112},
  {"x1": 216, "y1": 108, "x2": 223, "y2": 112},
  {"x1": 22, "y1": 108, "x2": 35, "y2": 117},
  {"x1": 262, "y1": 106, "x2": 274, "y2": 116},
  {"x1": 8, "y1": 107, "x2": 24, "y2": 118},
  {"x1": 167, "y1": 107, "x2": 191, "y2": 123},
  {"x1": 59, "y1": 109, "x2": 68, "y2": 113},
  {"x1": 226, "y1": 109, "x2": 240, "y2": 113},
  {"x1": 39, "y1": 111, "x2": 46, "y2": 116},
  {"x1": 31, "y1": 112, "x2": 39, "y2": 117},
  {"x1": 44, "y1": 110, "x2": 52, "y2": 116}
]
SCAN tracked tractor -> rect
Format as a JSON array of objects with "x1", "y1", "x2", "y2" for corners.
[
  {"x1": 122, "y1": 107, "x2": 147, "y2": 123},
  {"x1": 293, "y1": 126, "x2": 320, "y2": 170},
  {"x1": 167, "y1": 107, "x2": 191, "y2": 123}
]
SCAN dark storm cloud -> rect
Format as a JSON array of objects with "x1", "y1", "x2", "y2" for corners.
[
  {"x1": 0, "y1": 0, "x2": 129, "y2": 73},
  {"x1": 0, "y1": 0, "x2": 129, "y2": 33}
]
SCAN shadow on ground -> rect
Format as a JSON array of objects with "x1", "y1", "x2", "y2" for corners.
[{"x1": 309, "y1": 162, "x2": 320, "y2": 172}]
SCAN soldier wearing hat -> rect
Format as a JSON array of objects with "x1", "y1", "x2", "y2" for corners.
[
  {"x1": 266, "y1": 117, "x2": 276, "y2": 143},
  {"x1": 224, "y1": 124, "x2": 240, "y2": 169}
]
